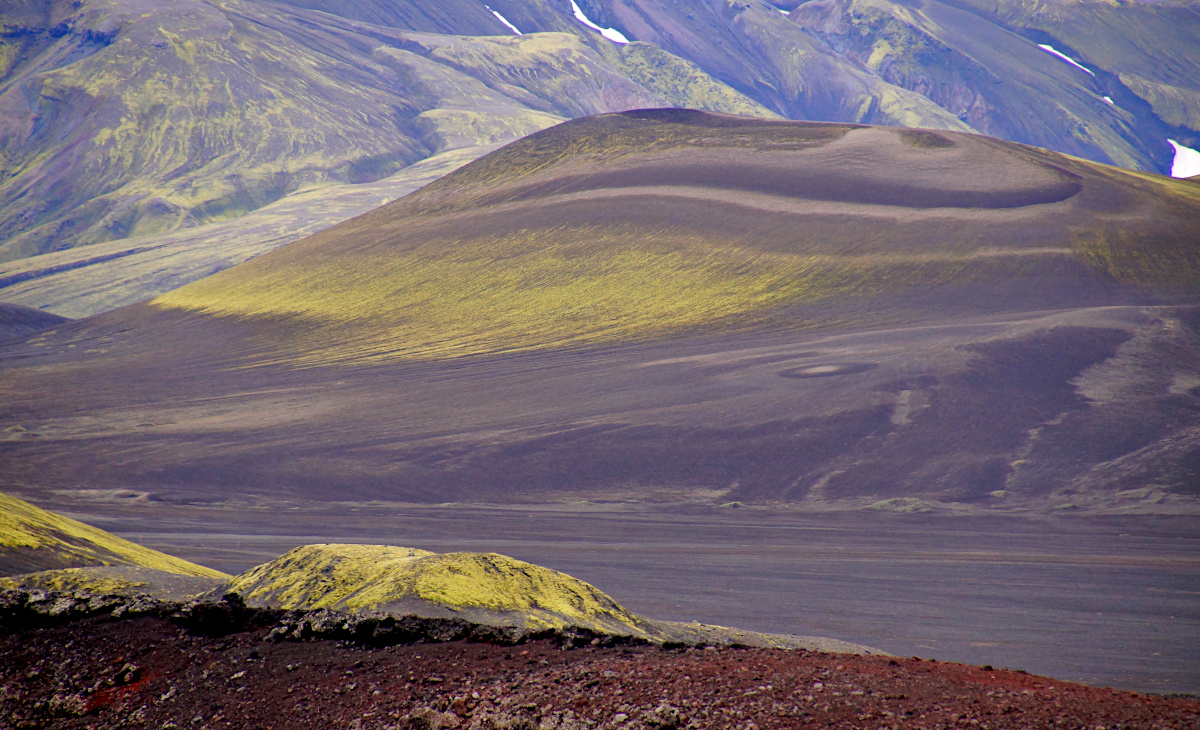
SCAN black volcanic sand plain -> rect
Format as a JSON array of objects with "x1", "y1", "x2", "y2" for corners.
[
  {"x1": 2, "y1": 111, "x2": 1200, "y2": 510},
  {"x1": 39, "y1": 498, "x2": 1200, "y2": 696}
]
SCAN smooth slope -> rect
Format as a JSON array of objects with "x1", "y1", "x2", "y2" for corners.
[
  {"x1": 0, "y1": 303, "x2": 66, "y2": 341},
  {"x1": 2, "y1": 111, "x2": 1199, "y2": 509},
  {"x1": 156, "y1": 110, "x2": 1200, "y2": 367},
  {"x1": 271, "y1": 0, "x2": 1200, "y2": 174}
]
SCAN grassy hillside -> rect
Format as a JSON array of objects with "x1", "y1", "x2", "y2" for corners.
[
  {"x1": 221, "y1": 544, "x2": 647, "y2": 635},
  {"x1": 155, "y1": 110, "x2": 1200, "y2": 367},
  {"x1": 0, "y1": 493, "x2": 228, "y2": 578},
  {"x1": 0, "y1": 145, "x2": 492, "y2": 319},
  {"x1": 0, "y1": 0, "x2": 770, "y2": 263}
]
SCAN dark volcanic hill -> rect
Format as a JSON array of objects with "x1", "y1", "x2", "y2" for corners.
[
  {"x1": 3, "y1": 0, "x2": 1198, "y2": 323},
  {"x1": 1, "y1": 110, "x2": 1199, "y2": 510}
]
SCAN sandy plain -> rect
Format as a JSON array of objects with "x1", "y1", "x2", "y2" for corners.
[{"x1": 16, "y1": 493, "x2": 1196, "y2": 696}]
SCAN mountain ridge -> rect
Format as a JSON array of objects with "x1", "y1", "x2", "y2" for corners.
[{"x1": 5, "y1": 0, "x2": 1196, "y2": 285}]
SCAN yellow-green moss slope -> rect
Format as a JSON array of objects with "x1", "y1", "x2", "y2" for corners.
[
  {"x1": 0, "y1": 565, "x2": 224, "y2": 600},
  {"x1": 0, "y1": 493, "x2": 228, "y2": 579},
  {"x1": 153, "y1": 111, "x2": 1200, "y2": 368},
  {"x1": 221, "y1": 544, "x2": 647, "y2": 636}
]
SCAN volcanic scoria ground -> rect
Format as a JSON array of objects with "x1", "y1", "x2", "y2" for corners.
[{"x1": 3, "y1": 616, "x2": 1198, "y2": 729}]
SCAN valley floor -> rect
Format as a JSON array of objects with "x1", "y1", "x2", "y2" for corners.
[
  {"x1": 3, "y1": 615, "x2": 1197, "y2": 729},
  {"x1": 21, "y1": 496, "x2": 1200, "y2": 695}
]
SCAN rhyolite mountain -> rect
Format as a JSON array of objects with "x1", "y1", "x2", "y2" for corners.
[
  {"x1": 2, "y1": 110, "x2": 1198, "y2": 511},
  {"x1": 2, "y1": 0, "x2": 1198, "y2": 319},
  {"x1": 0, "y1": 0, "x2": 771, "y2": 316}
]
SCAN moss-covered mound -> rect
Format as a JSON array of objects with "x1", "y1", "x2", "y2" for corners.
[
  {"x1": 219, "y1": 544, "x2": 645, "y2": 636},
  {"x1": 0, "y1": 493, "x2": 228, "y2": 579}
]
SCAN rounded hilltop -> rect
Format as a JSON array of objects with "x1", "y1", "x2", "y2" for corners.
[
  {"x1": 216, "y1": 544, "x2": 644, "y2": 636},
  {"x1": 153, "y1": 109, "x2": 1200, "y2": 367}
]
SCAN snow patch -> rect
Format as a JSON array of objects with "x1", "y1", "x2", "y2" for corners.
[
  {"x1": 569, "y1": 0, "x2": 629, "y2": 44},
  {"x1": 1037, "y1": 44, "x2": 1095, "y2": 76},
  {"x1": 1103, "y1": 96, "x2": 1114, "y2": 105},
  {"x1": 1168, "y1": 139, "x2": 1200, "y2": 178},
  {"x1": 484, "y1": 5, "x2": 522, "y2": 35}
]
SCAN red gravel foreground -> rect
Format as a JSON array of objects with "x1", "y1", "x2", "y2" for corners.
[{"x1": 3, "y1": 616, "x2": 1197, "y2": 729}]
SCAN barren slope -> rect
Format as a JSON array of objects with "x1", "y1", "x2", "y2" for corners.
[
  {"x1": 156, "y1": 110, "x2": 1200, "y2": 366},
  {"x1": 3, "y1": 615, "x2": 1199, "y2": 729}
]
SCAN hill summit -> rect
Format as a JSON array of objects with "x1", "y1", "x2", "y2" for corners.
[
  {"x1": 218, "y1": 544, "x2": 644, "y2": 636},
  {"x1": 155, "y1": 110, "x2": 1200, "y2": 367}
]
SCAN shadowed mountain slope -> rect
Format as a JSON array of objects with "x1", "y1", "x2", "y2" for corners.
[
  {"x1": 0, "y1": 493, "x2": 228, "y2": 578},
  {"x1": 0, "y1": 302, "x2": 66, "y2": 341},
  {"x1": 790, "y1": 0, "x2": 1189, "y2": 172},
  {"x1": 271, "y1": 0, "x2": 1200, "y2": 174},
  {"x1": 2, "y1": 111, "x2": 1199, "y2": 510},
  {"x1": 0, "y1": 145, "x2": 493, "y2": 319}
]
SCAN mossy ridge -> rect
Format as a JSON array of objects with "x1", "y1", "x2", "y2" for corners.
[
  {"x1": 223, "y1": 544, "x2": 435, "y2": 610},
  {"x1": 0, "y1": 493, "x2": 228, "y2": 579},
  {"x1": 406, "y1": 113, "x2": 855, "y2": 207},
  {"x1": 154, "y1": 225, "x2": 858, "y2": 367},
  {"x1": 221, "y1": 544, "x2": 646, "y2": 634},
  {"x1": 153, "y1": 112, "x2": 1200, "y2": 368}
]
